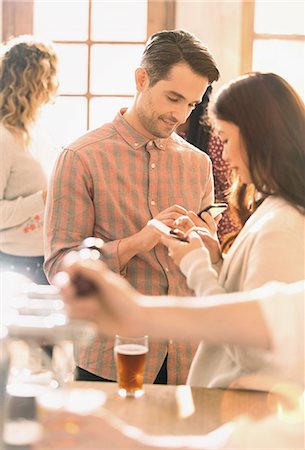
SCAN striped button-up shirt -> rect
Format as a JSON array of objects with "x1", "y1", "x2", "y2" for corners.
[{"x1": 44, "y1": 110, "x2": 214, "y2": 384}]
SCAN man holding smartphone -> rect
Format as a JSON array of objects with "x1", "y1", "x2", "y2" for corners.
[{"x1": 44, "y1": 30, "x2": 219, "y2": 384}]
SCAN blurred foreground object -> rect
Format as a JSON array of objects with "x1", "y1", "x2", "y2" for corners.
[{"x1": 2, "y1": 275, "x2": 96, "y2": 447}]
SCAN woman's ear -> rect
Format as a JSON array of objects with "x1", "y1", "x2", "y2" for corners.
[{"x1": 135, "y1": 67, "x2": 149, "y2": 91}]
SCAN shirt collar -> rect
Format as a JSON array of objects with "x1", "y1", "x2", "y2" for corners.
[{"x1": 113, "y1": 109, "x2": 168, "y2": 151}]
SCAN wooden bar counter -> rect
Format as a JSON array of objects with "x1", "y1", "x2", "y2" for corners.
[
  {"x1": 33, "y1": 382, "x2": 279, "y2": 449},
  {"x1": 71, "y1": 381, "x2": 274, "y2": 435}
]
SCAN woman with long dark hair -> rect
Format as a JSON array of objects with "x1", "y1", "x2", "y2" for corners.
[{"x1": 159, "y1": 72, "x2": 305, "y2": 388}]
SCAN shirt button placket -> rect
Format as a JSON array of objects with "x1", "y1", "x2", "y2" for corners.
[{"x1": 147, "y1": 141, "x2": 159, "y2": 216}]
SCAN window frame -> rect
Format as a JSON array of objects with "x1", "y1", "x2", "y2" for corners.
[
  {"x1": 241, "y1": 1, "x2": 305, "y2": 74},
  {"x1": 3, "y1": 0, "x2": 175, "y2": 41},
  {"x1": 2, "y1": 0, "x2": 176, "y2": 129}
]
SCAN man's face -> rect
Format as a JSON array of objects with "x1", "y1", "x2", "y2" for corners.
[{"x1": 135, "y1": 63, "x2": 209, "y2": 139}]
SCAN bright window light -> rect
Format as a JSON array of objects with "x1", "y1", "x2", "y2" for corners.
[{"x1": 91, "y1": 0, "x2": 147, "y2": 41}]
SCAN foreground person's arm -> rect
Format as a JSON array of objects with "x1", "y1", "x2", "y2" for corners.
[{"x1": 61, "y1": 260, "x2": 271, "y2": 350}]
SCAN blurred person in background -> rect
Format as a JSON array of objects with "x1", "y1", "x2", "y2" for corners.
[
  {"x1": 0, "y1": 35, "x2": 58, "y2": 284},
  {"x1": 177, "y1": 85, "x2": 239, "y2": 243}
]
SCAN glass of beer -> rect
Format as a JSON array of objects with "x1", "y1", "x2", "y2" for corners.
[{"x1": 114, "y1": 335, "x2": 148, "y2": 398}]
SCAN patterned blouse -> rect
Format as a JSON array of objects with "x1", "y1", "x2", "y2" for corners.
[{"x1": 207, "y1": 131, "x2": 239, "y2": 242}]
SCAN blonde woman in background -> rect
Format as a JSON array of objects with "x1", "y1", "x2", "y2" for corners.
[{"x1": 0, "y1": 35, "x2": 58, "y2": 284}]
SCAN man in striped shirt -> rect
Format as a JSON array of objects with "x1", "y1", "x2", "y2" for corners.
[{"x1": 44, "y1": 29, "x2": 219, "y2": 384}]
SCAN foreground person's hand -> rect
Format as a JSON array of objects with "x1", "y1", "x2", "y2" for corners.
[{"x1": 56, "y1": 259, "x2": 145, "y2": 337}]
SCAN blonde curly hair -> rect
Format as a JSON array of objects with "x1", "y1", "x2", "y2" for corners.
[{"x1": 0, "y1": 35, "x2": 58, "y2": 144}]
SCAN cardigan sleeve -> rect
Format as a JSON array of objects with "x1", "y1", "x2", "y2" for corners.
[
  {"x1": 179, "y1": 247, "x2": 226, "y2": 296},
  {"x1": 242, "y1": 227, "x2": 305, "y2": 291}
]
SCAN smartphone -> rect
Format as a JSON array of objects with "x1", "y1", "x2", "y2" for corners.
[
  {"x1": 197, "y1": 202, "x2": 228, "y2": 220},
  {"x1": 147, "y1": 219, "x2": 189, "y2": 242}
]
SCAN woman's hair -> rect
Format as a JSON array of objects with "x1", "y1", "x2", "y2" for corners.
[
  {"x1": 212, "y1": 72, "x2": 305, "y2": 218},
  {"x1": 0, "y1": 35, "x2": 58, "y2": 143},
  {"x1": 141, "y1": 29, "x2": 219, "y2": 86},
  {"x1": 185, "y1": 85, "x2": 213, "y2": 153}
]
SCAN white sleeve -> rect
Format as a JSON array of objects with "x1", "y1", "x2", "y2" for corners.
[
  {"x1": 179, "y1": 247, "x2": 226, "y2": 296},
  {"x1": 0, "y1": 141, "x2": 45, "y2": 229},
  {"x1": 224, "y1": 413, "x2": 304, "y2": 449},
  {"x1": 258, "y1": 280, "x2": 305, "y2": 384},
  {"x1": 242, "y1": 227, "x2": 305, "y2": 290},
  {"x1": 0, "y1": 193, "x2": 45, "y2": 230}
]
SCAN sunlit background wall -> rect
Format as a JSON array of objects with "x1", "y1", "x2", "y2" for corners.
[{"x1": 1, "y1": 0, "x2": 304, "y2": 177}]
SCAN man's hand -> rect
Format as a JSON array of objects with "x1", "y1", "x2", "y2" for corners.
[
  {"x1": 174, "y1": 212, "x2": 222, "y2": 264},
  {"x1": 117, "y1": 204, "x2": 188, "y2": 268},
  {"x1": 136, "y1": 204, "x2": 189, "y2": 251}
]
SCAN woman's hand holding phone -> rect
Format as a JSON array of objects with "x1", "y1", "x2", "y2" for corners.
[
  {"x1": 174, "y1": 210, "x2": 222, "y2": 265},
  {"x1": 197, "y1": 203, "x2": 228, "y2": 220},
  {"x1": 161, "y1": 231, "x2": 203, "y2": 266},
  {"x1": 148, "y1": 215, "x2": 215, "y2": 267},
  {"x1": 147, "y1": 202, "x2": 223, "y2": 265}
]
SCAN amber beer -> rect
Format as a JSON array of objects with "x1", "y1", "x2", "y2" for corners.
[{"x1": 114, "y1": 336, "x2": 148, "y2": 398}]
